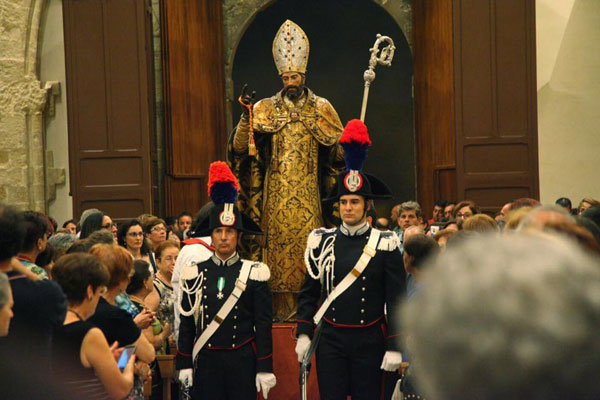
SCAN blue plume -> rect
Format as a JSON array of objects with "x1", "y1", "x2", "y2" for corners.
[
  {"x1": 210, "y1": 182, "x2": 238, "y2": 204},
  {"x1": 341, "y1": 142, "x2": 369, "y2": 171}
]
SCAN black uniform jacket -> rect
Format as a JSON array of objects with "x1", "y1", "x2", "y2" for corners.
[
  {"x1": 297, "y1": 226, "x2": 406, "y2": 350},
  {"x1": 177, "y1": 253, "x2": 273, "y2": 372}
]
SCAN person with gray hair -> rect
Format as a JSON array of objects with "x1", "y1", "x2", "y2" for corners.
[
  {"x1": 48, "y1": 232, "x2": 77, "y2": 260},
  {"x1": 395, "y1": 201, "x2": 423, "y2": 242},
  {"x1": 401, "y1": 234, "x2": 600, "y2": 400},
  {"x1": 0, "y1": 272, "x2": 14, "y2": 337}
]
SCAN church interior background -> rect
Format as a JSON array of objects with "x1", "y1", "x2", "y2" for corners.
[{"x1": 0, "y1": 0, "x2": 598, "y2": 226}]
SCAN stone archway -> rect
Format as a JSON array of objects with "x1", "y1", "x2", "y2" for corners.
[
  {"x1": 0, "y1": 0, "x2": 64, "y2": 211},
  {"x1": 224, "y1": 0, "x2": 415, "y2": 213},
  {"x1": 223, "y1": 0, "x2": 413, "y2": 132}
]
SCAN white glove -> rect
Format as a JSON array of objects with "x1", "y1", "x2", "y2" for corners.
[
  {"x1": 391, "y1": 378, "x2": 402, "y2": 400},
  {"x1": 178, "y1": 368, "x2": 193, "y2": 387},
  {"x1": 295, "y1": 334, "x2": 311, "y2": 363},
  {"x1": 380, "y1": 351, "x2": 403, "y2": 372},
  {"x1": 255, "y1": 372, "x2": 277, "y2": 399}
]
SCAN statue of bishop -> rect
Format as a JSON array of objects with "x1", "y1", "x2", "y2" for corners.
[{"x1": 229, "y1": 20, "x2": 345, "y2": 321}]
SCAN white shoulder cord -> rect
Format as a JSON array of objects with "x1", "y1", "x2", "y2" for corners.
[
  {"x1": 178, "y1": 264, "x2": 205, "y2": 328},
  {"x1": 304, "y1": 234, "x2": 336, "y2": 295}
]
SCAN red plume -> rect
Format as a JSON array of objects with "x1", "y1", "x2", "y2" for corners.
[
  {"x1": 339, "y1": 119, "x2": 372, "y2": 145},
  {"x1": 207, "y1": 161, "x2": 240, "y2": 197}
]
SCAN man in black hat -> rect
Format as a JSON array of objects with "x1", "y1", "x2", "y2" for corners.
[
  {"x1": 177, "y1": 162, "x2": 276, "y2": 399},
  {"x1": 296, "y1": 120, "x2": 407, "y2": 399}
]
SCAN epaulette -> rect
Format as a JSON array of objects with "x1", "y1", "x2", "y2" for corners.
[
  {"x1": 249, "y1": 262, "x2": 270, "y2": 281},
  {"x1": 180, "y1": 262, "x2": 200, "y2": 280},
  {"x1": 306, "y1": 227, "x2": 336, "y2": 250},
  {"x1": 377, "y1": 230, "x2": 401, "y2": 251}
]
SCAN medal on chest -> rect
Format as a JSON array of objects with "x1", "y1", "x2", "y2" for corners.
[{"x1": 217, "y1": 277, "x2": 225, "y2": 299}]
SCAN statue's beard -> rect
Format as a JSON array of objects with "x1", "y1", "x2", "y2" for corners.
[{"x1": 283, "y1": 85, "x2": 304, "y2": 101}]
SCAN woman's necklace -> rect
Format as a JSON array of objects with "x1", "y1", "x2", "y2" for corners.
[{"x1": 67, "y1": 308, "x2": 85, "y2": 321}]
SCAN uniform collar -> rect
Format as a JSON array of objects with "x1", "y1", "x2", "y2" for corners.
[
  {"x1": 211, "y1": 252, "x2": 240, "y2": 267},
  {"x1": 340, "y1": 221, "x2": 370, "y2": 236}
]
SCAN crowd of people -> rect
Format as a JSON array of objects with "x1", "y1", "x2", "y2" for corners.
[
  {"x1": 0, "y1": 193, "x2": 599, "y2": 399},
  {"x1": 0, "y1": 206, "x2": 193, "y2": 399}
]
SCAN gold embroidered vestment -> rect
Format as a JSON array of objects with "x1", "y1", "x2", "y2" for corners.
[{"x1": 229, "y1": 88, "x2": 344, "y2": 321}]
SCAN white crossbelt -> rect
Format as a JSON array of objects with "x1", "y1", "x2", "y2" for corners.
[
  {"x1": 313, "y1": 229, "x2": 380, "y2": 324},
  {"x1": 192, "y1": 260, "x2": 253, "y2": 361}
]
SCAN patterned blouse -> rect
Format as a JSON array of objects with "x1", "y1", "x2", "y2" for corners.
[
  {"x1": 18, "y1": 256, "x2": 48, "y2": 279},
  {"x1": 153, "y1": 276, "x2": 175, "y2": 330}
]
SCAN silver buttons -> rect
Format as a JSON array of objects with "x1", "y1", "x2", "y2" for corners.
[
  {"x1": 233, "y1": 335, "x2": 236, "y2": 339},
  {"x1": 332, "y1": 318, "x2": 336, "y2": 322},
  {"x1": 208, "y1": 343, "x2": 212, "y2": 347},
  {"x1": 362, "y1": 287, "x2": 366, "y2": 292},
  {"x1": 360, "y1": 320, "x2": 364, "y2": 324},
  {"x1": 331, "y1": 307, "x2": 335, "y2": 311},
  {"x1": 361, "y1": 309, "x2": 365, "y2": 313},
  {"x1": 231, "y1": 344, "x2": 235, "y2": 348},
  {"x1": 361, "y1": 298, "x2": 365, "y2": 302},
  {"x1": 234, "y1": 316, "x2": 237, "y2": 319},
  {"x1": 233, "y1": 325, "x2": 237, "y2": 330},
  {"x1": 362, "y1": 276, "x2": 366, "y2": 280}
]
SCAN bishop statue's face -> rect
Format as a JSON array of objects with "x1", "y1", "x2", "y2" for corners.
[{"x1": 281, "y1": 71, "x2": 305, "y2": 100}]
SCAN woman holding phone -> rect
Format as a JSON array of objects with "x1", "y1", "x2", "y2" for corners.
[
  {"x1": 52, "y1": 253, "x2": 135, "y2": 399},
  {"x1": 88, "y1": 244, "x2": 156, "y2": 399}
]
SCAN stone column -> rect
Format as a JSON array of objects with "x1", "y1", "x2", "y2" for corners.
[{"x1": 0, "y1": 0, "x2": 64, "y2": 212}]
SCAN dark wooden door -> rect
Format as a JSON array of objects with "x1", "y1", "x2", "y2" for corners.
[
  {"x1": 160, "y1": 0, "x2": 227, "y2": 216},
  {"x1": 414, "y1": 0, "x2": 538, "y2": 216},
  {"x1": 63, "y1": 0, "x2": 155, "y2": 220},
  {"x1": 453, "y1": 0, "x2": 539, "y2": 214}
]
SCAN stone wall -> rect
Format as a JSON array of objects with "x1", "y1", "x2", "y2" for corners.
[{"x1": 0, "y1": 0, "x2": 65, "y2": 212}]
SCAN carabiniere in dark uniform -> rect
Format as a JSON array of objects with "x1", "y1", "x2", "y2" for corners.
[
  {"x1": 176, "y1": 161, "x2": 275, "y2": 399},
  {"x1": 177, "y1": 254, "x2": 273, "y2": 397},
  {"x1": 296, "y1": 119, "x2": 407, "y2": 399}
]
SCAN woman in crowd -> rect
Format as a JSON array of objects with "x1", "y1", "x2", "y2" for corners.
[
  {"x1": 118, "y1": 220, "x2": 151, "y2": 264},
  {"x1": 48, "y1": 232, "x2": 77, "y2": 260},
  {"x1": 88, "y1": 244, "x2": 155, "y2": 399},
  {"x1": 0, "y1": 272, "x2": 14, "y2": 337},
  {"x1": 144, "y1": 218, "x2": 167, "y2": 272},
  {"x1": 127, "y1": 260, "x2": 171, "y2": 400},
  {"x1": 80, "y1": 211, "x2": 105, "y2": 239},
  {"x1": 452, "y1": 200, "x2": 480, "y2": 223},
  {"x1": 17, "y1": 211, "x2": 49, "y2": 279},
  {"x1": 102, "y1": 214, "x2": 118, "y2": 241},
  {"x1": 146, "y1": 240, "x2": 179, "y2": 330},
  {"x1": 126, "y1": 260, "x2": 171, "y2": 350},
  {"x1": 52, "y1": 253, "x2": 135, "y2": 399}
]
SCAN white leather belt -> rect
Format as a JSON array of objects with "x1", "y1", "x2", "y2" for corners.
[{"x1": 192, "y1": 260, "x2": 252, "y2": 360}]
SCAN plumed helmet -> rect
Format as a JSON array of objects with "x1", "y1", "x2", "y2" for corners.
[{"x1": 188, "y1": 161, "x2": 263, "y2": 237}]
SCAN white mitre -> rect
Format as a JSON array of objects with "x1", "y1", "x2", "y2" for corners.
[{"x1": 272, "y1": 19, "x2": 309, "y2": 75}]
